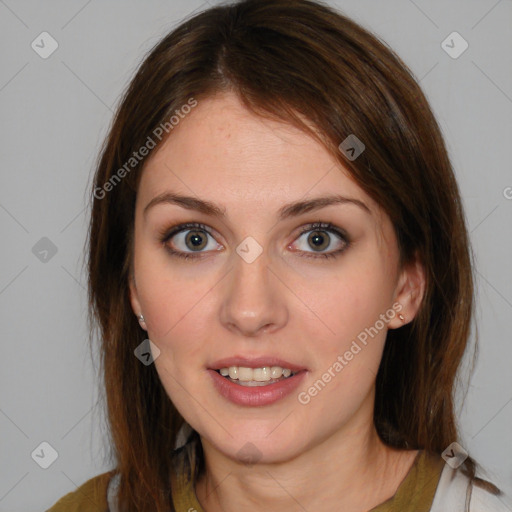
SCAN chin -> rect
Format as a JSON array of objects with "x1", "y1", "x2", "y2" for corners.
[{"x1": 201, "y1": 425, "x2": 307, "y2": 466}]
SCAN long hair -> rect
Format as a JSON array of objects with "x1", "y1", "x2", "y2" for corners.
[{"x1": 87, "y1": 0, "x2": 498, "y2": 510}]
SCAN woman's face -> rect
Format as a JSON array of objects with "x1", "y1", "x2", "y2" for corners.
[{"x1": 129, "y1": 91, "x2": 423, "y2": 463}]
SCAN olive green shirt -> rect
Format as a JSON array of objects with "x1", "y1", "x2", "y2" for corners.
[{"x1": 46, "y1": 449, "x2": 444, "y2": 511}]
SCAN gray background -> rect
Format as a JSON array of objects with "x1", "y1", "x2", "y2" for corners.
[{"x1": 0, "y1": 0, "x2": 511, "y2": 510}]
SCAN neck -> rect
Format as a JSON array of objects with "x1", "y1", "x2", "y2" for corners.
[{"x1": 195, "y1": 419, "x2": 417, "y2": 512}]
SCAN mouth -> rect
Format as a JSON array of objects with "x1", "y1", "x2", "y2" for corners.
[{"x1": 208, "y1": 357, "x2": 308, "y2": 404}]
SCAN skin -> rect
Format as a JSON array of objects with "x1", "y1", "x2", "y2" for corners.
[{"x1": 129, "y1": 91, "x2": 426, "y2": 512}]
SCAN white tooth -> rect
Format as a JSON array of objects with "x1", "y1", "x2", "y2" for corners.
[
  {"x1": 238, "y1": 367, "x2": 254, "y2": 381},
  {"x1": 223, "y1": 365, "x2": 294, "y2": 381},
  {"x1": 253, "y1": 367, "x2": 271, "y2": 381},
  {"x1": 270, "y1": 366, "x2": 284, "y2": 378}
]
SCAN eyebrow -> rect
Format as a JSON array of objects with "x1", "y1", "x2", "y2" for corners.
[{"x1": 143, "y1": 192, "x2": 371, "y2": 220}]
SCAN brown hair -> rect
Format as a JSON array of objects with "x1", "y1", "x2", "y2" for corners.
[{"x1": 87, "y1": 0, "x2": 499, "y2": 510}]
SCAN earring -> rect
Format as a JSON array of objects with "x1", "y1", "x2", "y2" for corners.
[
  {"x1": 398, "y1": 313, "x2": 405, "y2": 322},
  {"x1": 138, "y1": 314, "x2": 146, "y2": 324}
]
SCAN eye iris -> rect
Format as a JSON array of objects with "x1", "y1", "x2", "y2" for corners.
[
  {"x1": 186, "y1": 230, "x2": 207, "y2": 251},
  {"x1": 308, "y1": 231, "x2": 329, "y2": 251}
]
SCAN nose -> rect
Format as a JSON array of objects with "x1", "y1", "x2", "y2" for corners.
[{"x1": 219, "y1": 247, "x2": 289, "y2": 337}]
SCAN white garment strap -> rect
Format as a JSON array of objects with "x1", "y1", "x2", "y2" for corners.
[
  {"x1": 430, "y1": 464, "x2": 470, "y2": 511},
  {"x1": 430, "y1": 464, "x2": 512, "y2": 512},
  {"x1": 107, "y1": 472, "x2": 120, "y2": 512}
]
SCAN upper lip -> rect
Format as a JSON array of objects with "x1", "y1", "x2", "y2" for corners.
[{"x1": 210, "y1": 356, "x2": 307, "y2": 372}]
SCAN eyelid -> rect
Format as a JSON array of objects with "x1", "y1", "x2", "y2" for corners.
[
  {"x1": 296, "y1": 221, "x2": 348, "y2": 239},
  {"x1": 159, "y1": 222, "x2": 214, "y2": 243}
]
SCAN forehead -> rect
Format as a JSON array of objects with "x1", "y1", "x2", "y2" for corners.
[{"x1": 138, "y1": 91, "x2": 380, "y2": 219}]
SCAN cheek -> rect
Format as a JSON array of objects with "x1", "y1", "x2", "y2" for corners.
[
  {"x1": 303, "y1": 260, "x2": 395, "y2": 343},
  {"x1": 295, "y1": 257, "x2": 396, "y2": 403},
  {"x1": 133, "y1": 260, "x2": 221, "y2": 407},
  {"x1": 134, "y1": 250, "x2": 211, "y2": 339}
]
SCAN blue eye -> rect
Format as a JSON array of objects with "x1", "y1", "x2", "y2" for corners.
[{"x1": 159, "y1": 221, "x2": 350, "y2": 261}]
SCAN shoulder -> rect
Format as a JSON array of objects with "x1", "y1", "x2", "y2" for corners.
[
  {"x1": 430, "y1": 464, "x2": 512, "y2": 512},
  {"x1": 46, "y1": 470, "x2": 115, "y2": 512}
]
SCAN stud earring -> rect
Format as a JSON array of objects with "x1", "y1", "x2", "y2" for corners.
[
  {"x1": 138, "y1": 314, "x2": 145, "y2": 324},
  {"x1": 398, "y1": 313, "x2": 405, "y2": 322}
]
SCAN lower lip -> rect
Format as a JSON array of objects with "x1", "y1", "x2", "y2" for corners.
[{"x1": 209, "y1": 369, "x2": 307, "y2": 406}]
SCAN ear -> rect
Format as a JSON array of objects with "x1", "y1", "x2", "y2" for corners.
[
  {"x1": 129, "y1": 272, "x2": 147, "y2": 331},
  {"x1": 388, "y1": 253, "x2": 426, "y2": 329}
]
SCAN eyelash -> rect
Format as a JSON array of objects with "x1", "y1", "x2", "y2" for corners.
[{"x1": 158, "y1": 221, "x2": 350, "y2": 261}]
